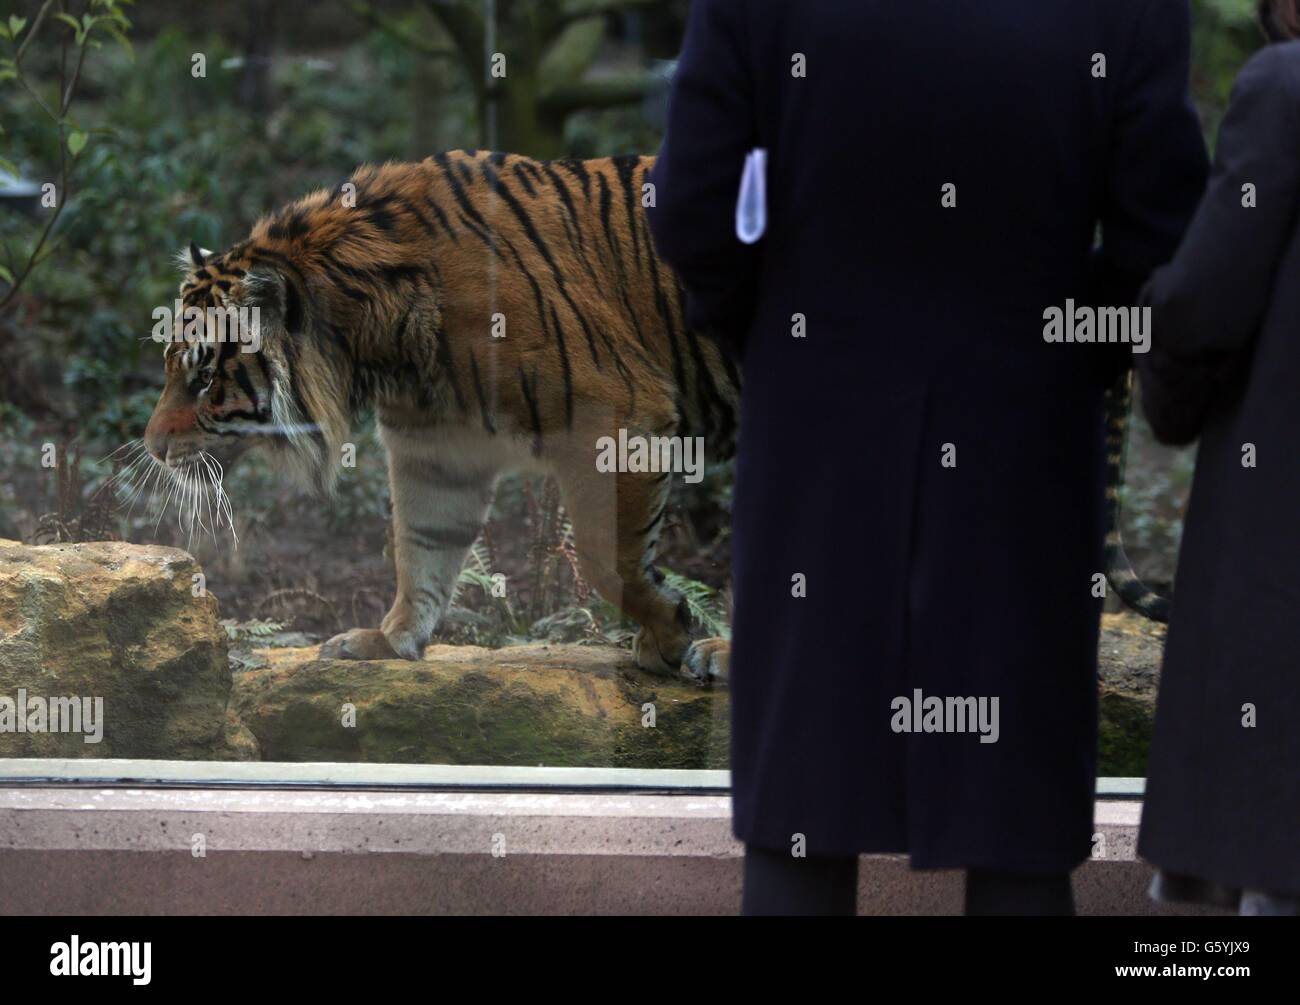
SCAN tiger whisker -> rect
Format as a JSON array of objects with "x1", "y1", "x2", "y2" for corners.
[
  {"x1": 154, "y1": 465, "x2": 183, "y2": 537},
  {"x1": 98, "y1": 446, "x2": 155, "y2": 525},
  {"x1": 116, "y1": 461, "x2": 152, "y2": 513},
  {"x1": 98, "y1": 446, "x2": 148, "y2": 500},
  {"x1": 196, "y1": 454, "x2": 218, "y2": 539},
  {"x1": 114, "y1": 447, "x2": 152, "y2": 492},
  {"x1": 205, "y1": 454, "x2": 238, "y2": 548},
  {"x1": 139, "y1": 462, "x2": 170, "y2": 525},
  {"x1": 174, "y1": 468, "x2": 188, "y2": 538},
  {"x1": 180, "y1": 466, "x2": 202, "y2": 543},
  {"x1": 189, "y1": 462, "x2": 213, "y2": 541},
  {"x1": 197, "y1": 452, "x2": 236, "y2": 546},
  {"x1": 125, "y1": 457, "x2": 165, "y2": 523},
  {"x1": 97, "y1": 438, "x2": 146, "y2": 466}
]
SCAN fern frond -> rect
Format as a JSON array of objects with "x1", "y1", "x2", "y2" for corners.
[{"x1": 658, "y1": 569, "x2": 731, "y2": 640}]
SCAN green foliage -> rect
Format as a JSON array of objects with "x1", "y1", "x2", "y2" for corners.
[
  {"x1": 1197, "y1": 0, "x2": 1258, "y2": 25},
  {"x1": 348, "y1": 0, "x2": 666, "y2": 157},
  {"x1": 660, "y1": 569, "x2": 730, "y2": 640},
  {"x1": 564, "y1": 102, "x2": 664, "y2": 159},
  {"x1": 1191, "y1": 0, "x2": 1266, "y2": 134},
  {"x1": 221, "y1": 618, "x2": 285, "y2": 643},
  {"x1": 455, "y1": 539, "x2": 527, "y2": 638},
  {"x1": 0, "y1": 17, "x2": 433, "y2": 440},
  {"x1": 529, "y1": 601, "x2": 633, "y2": 647},
  {"x1": 0, "y1": 0, "x2": 137, "y2": 308}
]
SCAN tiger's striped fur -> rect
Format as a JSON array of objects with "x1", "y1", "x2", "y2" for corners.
[
  {"x1": 142, "y1": 150, "x2": 1166, "y2": 683},
  {"x1": 1103, "y1": 369, "x2": 1172, "y2": 623},
  {"x1": 143, "y1": 150, "x2": 738, "y2": 680}
]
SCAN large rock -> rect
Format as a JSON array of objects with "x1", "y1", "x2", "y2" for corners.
[
  {"x1": 1097, "y1": 611, "x2": 1166, "y2": 777},
  {"x1": 0, "y1": 536, "x2": 1164, "y2": 776},
  {"x1": 0, "y1": 540, "x2": 230, "y2": 758},
  {"x1": 228, "y1": 642, "x2": 729, "y2": 767},
  {"x1": 228, "y1": 612, "x2": 1162, "y2": 774}
]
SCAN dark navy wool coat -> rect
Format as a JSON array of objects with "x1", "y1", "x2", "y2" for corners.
[
  {"x1": 1138, "y1": 41, "x2": 1300, "y2": 897},
  {"x1": 649, "y1": 0, "x2": 1208, "y2": 868}
]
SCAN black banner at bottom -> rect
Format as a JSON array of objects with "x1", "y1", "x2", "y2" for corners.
[{"x1": 0, "y1": 915, "x2": 1289, "y2": 989}]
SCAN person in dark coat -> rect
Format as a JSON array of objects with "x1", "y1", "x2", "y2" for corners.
[
  {"x1": 648, "y1": 0, "x2": 1209, "y2": 914},
  {"x1": 1137, "y1": 4, "x2": 1300, "y2": 917}
]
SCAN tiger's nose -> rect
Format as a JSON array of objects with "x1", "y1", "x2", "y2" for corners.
[
  {"x1": 144, "y1": 425, "x2": 167, "y2": 462},
  {"x1": 144, "y1": 407, "x2": 195, "y2": 461}
]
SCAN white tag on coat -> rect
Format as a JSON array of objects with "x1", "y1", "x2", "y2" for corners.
[{"x1": 735, "y1": 147, "x2": 767, "y2": 244}]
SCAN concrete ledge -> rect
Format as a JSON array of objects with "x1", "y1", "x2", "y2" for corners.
[{"x1": 0, "y1": 784, "x2": 1216, "y2": 915}]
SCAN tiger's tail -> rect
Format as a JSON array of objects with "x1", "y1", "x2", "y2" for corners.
[{"x1": 1103, "y1": 368, "x2": 1171, "y2": 623}]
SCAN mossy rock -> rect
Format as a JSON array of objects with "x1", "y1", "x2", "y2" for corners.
[
  {"x1": 1097, "y1": 611, "x2": 1165, "y2": 776},
  {"x1": 229, "y1": 615, "x2": 1160, "y2": 773},
  {"x1": 0, "y1": 539, "x2": 230, "y2": 758},
  {"x1": 229, "y1": 642, "x2": 729, "y2": 766}
]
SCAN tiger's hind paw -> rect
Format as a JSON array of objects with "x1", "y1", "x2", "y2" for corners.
[
  {"x1": 319, "y1": 627, "x2": 404, "y2": 661},
  {"x1": 682, "y1": 637, "x2": 729, "y2": 685}
]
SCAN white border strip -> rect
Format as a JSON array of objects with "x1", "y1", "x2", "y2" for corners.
[
  {"x1": 0, "y1": 759, "x2": 731, "y2": 790},
  {"x1": 0, "y1": 759, "x2": 1145, "y2": 796}
]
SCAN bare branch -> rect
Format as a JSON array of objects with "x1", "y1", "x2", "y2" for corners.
[
  {"x1": 13, "y1": 0, "x2": 55, "y2": 66},
  {"x1": 0, "y1": 3, "x2": 95, "y2": 313}
]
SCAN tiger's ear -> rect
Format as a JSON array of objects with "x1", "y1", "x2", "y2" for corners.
[
  {"x1": 243, "y1": 265, "x2": 303, "y2": 335},
  {"x1": 175, "y1": 243, "x2": 213, "y2": 273}
]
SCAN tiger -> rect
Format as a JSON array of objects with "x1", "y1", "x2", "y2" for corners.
[
  {"x1": 142, "y1": 150, "x2": 738, "y2": 683},
  {"x1": 1103, "y1": 369, "x2": 1172, "y2": 623},
  {"x1": 140, "y1": 149, "x2": 1167, "y2": 689}
]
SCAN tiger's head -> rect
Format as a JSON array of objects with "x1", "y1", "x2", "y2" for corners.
[{"x1": 143, "y1": 241, "x2": 342, "y2": 492}]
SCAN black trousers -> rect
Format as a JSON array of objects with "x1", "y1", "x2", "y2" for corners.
[{"x1": 742, "y1": 845, "x2": 1076, "y2": 916}]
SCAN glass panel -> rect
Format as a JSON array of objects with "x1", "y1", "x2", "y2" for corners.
[{"x1": 0, "y1": 1, "x2": 1260, "y2": 793}]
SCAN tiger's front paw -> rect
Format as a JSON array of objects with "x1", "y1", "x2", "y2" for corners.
[
  {"x1": 632, "y1": 622, "x2": 690, "y2": 677},
  {"x1": 682, "y1": 637, "x2": 729, "y2": 685},
  {"x1": 319, "y1": 627, "x2": 404, "y2": 661}
]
